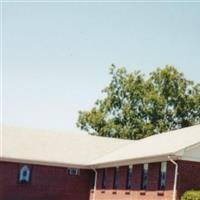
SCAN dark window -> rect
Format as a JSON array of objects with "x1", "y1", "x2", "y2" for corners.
[
  {"x1": 158, "y1": 162, "x2": 167, "y2": 190},
  {"x1": 126, "y1": 165, "x2": 133, "y2": 189},
  {"x1": 68, "y1": 168, "x2": 80, "y2": 176},
  {"x1": 113, "y1": 167, "x2": 119, "y2": 189},
  {"x1": 102, "y1": 169, "x2": 106, "y2": 189},
  {"x1": 19, "y1": 165, "x2": 31, "y2": 184},
  {"x1": 90, "y1": 171, "x2": 95, "y2": 188},
  {"x1": 141, "y1": 163, "x2": 148, "y2": 190},
  {"x1": 23, "y1": 170, "x2": 27, "y2": 176}
]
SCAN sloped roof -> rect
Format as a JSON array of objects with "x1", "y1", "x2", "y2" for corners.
[
  {"x1": 90, "y1": 124, "x2": 200, "y2": 167},
  {"x1": 1, "y1": 124, "x2": 200, "y2": 168},
  {"x1": 1, "y1": 126, "x2": 131, "y2": 168}
]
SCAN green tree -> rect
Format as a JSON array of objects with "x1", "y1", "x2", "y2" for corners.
[{"x1": 77, "y1": 65, "x2": 200, "y2": 139}]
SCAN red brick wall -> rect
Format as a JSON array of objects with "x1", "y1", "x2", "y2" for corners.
[
  {"x1": 118, "y1": 166, "x2": 128, "y2": 189},
  {"x1": 106, "y1": 168, "x2": 115, "y2": 189},
  {"x1": 2, "y1": 160, "x2": 200, "y2": 200},
  {"x1": 177, "y1": 160, "x2": 200, "y2": 199},
  {"x1": 90, "y1": 162, "x2": 175, "y2": 200},
  {"x1": 0, "y1": 161, "x2": 91, "y2": 200},
  {"x1": 91, "y1": 161, "x2": 200, "y2": 200}
]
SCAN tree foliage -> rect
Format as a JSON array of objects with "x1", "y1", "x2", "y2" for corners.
[{"x1": 77, "y1": 65, "x2": 200, "y2": 139}]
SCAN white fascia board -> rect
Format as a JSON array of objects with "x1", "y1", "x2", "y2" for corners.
[
  {"x1": 1, "y1": 155, "x2": 183, "y2": 169},
  {"x1": 1, "y1": 157, "x2": 90, "y2": 169},
  {"x1": 90, "y1": 154, "x2": 179, "y2": 169}
]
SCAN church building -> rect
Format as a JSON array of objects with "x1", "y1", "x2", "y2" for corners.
[{"x1": 1, "y1": 125, "x2": 200, "y2": 200}]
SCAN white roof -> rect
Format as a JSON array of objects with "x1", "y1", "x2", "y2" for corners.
[
  {"x1": 1, "y1": 125, "x2": 200, "y2": 168},
  {"x1": 90, "y1": 124, "x2": 200, "y2": 167},
  {"x1": 1, "y1": 126, "x2": 131, "y2": 168}
]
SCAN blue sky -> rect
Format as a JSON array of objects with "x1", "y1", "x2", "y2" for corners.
[{"x1": 2, "y1": 2, "x2": 200, "y2": 133}]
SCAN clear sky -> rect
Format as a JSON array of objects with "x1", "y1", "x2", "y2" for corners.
[{"x1": 2, "y1": 2, "x2": 200, "y2": 133}]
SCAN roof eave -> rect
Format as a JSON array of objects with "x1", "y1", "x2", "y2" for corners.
[
  {"x1": 90, "y1": 153, "x2": 180, "y2": 169},
  {"x1": 0, "y1": 157, "x2": 90, "y2": 169}
]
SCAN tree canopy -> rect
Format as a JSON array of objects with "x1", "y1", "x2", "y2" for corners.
[{"x1": 77, "y1": 65, "x2": 200, "y2": 139}]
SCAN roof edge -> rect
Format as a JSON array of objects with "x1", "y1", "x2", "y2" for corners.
[
  {"x1": 0, "y1": 157, "x2": 90, "y2": 169},
  {"x1": 89, "y1": 153, "x2": 180, "y2": 168}
]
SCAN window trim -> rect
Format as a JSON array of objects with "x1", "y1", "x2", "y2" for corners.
[
  {"x1": 68, "y1": 168, "x2": 80, "y2": 176},
  {"x1": 18, "y1": 164, "x2": 32, "y2": 184},
  {"x1": 141, "y1": 163, "x2": 148, "y2": 190},
  {"x1": 126, "y1": 165, "x2": 133, "y2": 189},
  {"x1": 158, "y1": 162, "x2": 167, "y2": 190}
]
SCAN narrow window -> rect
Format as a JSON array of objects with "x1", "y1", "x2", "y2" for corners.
[
  {"x1": 68, "y1": 168, "x2": 80, "y2": 176},
  {"x1": 19, "y1": 165, "x2": 31, "y2": 183},
  {"x1": 90, "y1": 171, "x2": 95, "y2": 188},
  {"x1": 126, "y1": 165, "x2": 133, "y2": 189},
  {"x1": 102, "y1": 169, "x2": 106, "y2": 189},
  {"x1": 113, "y1": 167, "x2": 119, "y2": 189},
  {"x1": 141, "y1": 163, "x2": 148, "y2": 190},
  {"x1": 158, "y1": 162, "x2": 167, "y2": 190}
]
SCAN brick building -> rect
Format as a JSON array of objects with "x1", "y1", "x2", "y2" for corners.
[{"x1": 1, "y1": 125, "x2": 200, "y2": 200}]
